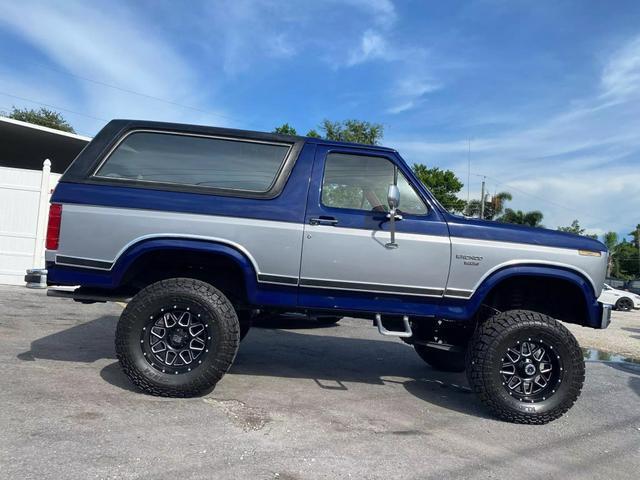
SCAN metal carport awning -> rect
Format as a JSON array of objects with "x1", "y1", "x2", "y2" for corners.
[{"x1": 0, "y1": 116, "x2": 91, "y2": 174}]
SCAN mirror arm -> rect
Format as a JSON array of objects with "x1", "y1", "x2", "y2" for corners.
[
  {"x1": 385, "y1": 169, "x2": 401, "y2": 249},
  {"x1": 386, "y1": 207, "x2": 398, "y2": 249}
]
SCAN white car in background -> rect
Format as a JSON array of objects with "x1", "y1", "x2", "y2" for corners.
[{"x1": 598, "y1": 284, "x2": 640, "y2": 311}]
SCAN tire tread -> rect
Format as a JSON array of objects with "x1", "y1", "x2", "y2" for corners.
[
  {"x1": 466, "y1": 309, "x2": 585, "y2": 424},
  {"x1": 115, "y1": 278, "x2": 239, "y2": 397}
]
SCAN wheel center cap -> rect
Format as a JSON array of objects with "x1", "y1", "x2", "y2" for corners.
[
  {"x1": 169, "y1": 328, "x2": 188, "y2": 348},
  {"x1": 524, "y1": 364, "x2": 537, "y2": 376}
]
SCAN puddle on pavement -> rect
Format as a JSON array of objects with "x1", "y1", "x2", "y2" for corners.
[{"x1": 582, "y1": 347, "x2": 640, "y2": 367}]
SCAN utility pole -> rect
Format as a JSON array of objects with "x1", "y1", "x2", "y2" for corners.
[
  {"x1": 637, "y1": 225, "x2": 640, "y2": 276},
  {"x1": 467, "y1": 138, "x2": 471, "y2": 203},
  {"x1": 479, "y1": 176, "x2": 486, "y2": 219}
]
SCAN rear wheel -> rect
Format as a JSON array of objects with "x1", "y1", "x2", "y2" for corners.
[
  {"x1": 414, "y1": 345, "x2": 466, "y2": 372},
  {"x1": 615, "y1": 297, "x2": 633, "y2": 312},
  {"x1": 466, "y1": 310, "x2": 584, "y2": 424},
  {"x1": 115, "y1": 278, "x2": 240, "y2": 397}
]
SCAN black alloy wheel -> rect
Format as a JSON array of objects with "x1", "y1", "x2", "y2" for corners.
[
  {"x1": 499, "y1": 339, "x2": 561, "y2": 402},
  {"x1": 142, "y1": 306, "x2": 211, "y2": 374},
  {"x1": 466, "y1": 310, "x2": 585, "y2": 424},
  {"x1": 116, "y1": 278, "x2": 240, "y2": 397}
]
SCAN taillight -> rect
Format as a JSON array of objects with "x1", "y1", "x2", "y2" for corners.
[{"x1": 46, "y1": 203, "x2": 62, "y2": 250}]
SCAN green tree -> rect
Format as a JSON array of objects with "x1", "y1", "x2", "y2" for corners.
[
  {"x1": 9, "y1": 106, "x2": 75, "y2": 133},
  {"x1": 320, "y1": 119, "x2": 383, "y2": 145},
  {"x1": 612, "y1": 240, "x2": 639, "y2": 279},
  {"x1": 603, "y1": 231, "x2": 618, "y2": 251},
  {"x1": 557, "y1": 219, "x2": 598, "y2": 239},
  {"x1": 602, "y1": 231, "x2": 619, "y2": 277},
  {"x1": 273, "y1": 120, "x2": 381, "y2": 144},
  {"x1": 629, "y1": 224, "x2": 640, "y2": 249},
  {"x1": 498, "y1": 208, "x2": 544, "y2": 227},
  {"x1": 273, "y1": 123, "x2": 297, "y2": 135},
  {"x1": 305, "y1": 129, "x2": 321, "y2": 138},
  {"x1": 412, "y1": 165, "x2": 466, "y2": 213},
  {"x1": 464, "y1": 191, "x2": 512, "y2": 220}
]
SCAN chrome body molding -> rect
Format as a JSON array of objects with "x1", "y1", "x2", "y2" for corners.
[
  {"x1": 299, "y1": 277, "x2": 444, "y2": 297},
  {"x1": 443, "y1": 288, "x2": 474, "y2": 299}
]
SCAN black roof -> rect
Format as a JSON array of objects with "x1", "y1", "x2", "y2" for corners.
[{"x1": 106, "y1": 119, "x2": 397, "y2": 152}]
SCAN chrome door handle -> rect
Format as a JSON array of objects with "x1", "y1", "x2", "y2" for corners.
[{"x1": 309, "y1": 216, "x2": 339, "y2": 226}]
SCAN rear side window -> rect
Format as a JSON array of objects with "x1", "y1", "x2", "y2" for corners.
[{"x1": 95, "y1": 131, "x2": 291, "y2": 192}]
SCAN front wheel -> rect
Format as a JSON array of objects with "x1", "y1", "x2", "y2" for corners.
[
  {"x1": 466, "y1": 310, "x2": 585, "y2": 424},
  {"x1": 115, "y1": 278, "x2": 240, "y2": 397}
]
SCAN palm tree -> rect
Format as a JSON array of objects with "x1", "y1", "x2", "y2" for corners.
[
  {"x1": 603, "y1": 231, "x2": 619, "y2": 277},
  {"x1": 491, "y1": 191, "x2": 513, "y2": 218},
  {"x1": 464, "y1": 191, "x2": 513, "y2": 220},
  {"x1": 498, "y1": 208, "x2": 544, "y2": 227}
]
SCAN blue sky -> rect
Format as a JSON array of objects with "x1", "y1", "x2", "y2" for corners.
[{"x1": 1, "y1": 0, "x2": 639, "y2": 238}]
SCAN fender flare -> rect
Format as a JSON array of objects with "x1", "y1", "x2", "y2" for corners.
[
  {"x1": 440, "y1": 264, "x2": 600, "y2": 327},
  {"x1": 111, "y1": 237, "x2": 259, "y2": 294}
]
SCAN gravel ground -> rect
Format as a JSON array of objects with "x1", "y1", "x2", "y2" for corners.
[
  {"x1": 566, "y1": 308, "x2": 640, "y2": 360},
  {"x1": 1, "y1": 285, "x2": 639, "y2": 480}
]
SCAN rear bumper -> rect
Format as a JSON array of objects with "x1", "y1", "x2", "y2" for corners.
[
  {"x1": 24, "y1": 268, "x2": 47, "y2": 289},
  {"x1": 599, "y1": 302, "x2": 612, "y2": 329}
]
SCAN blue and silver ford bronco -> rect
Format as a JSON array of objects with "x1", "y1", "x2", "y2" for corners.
[{"x1": 31, "y1": 119, "x2": 610, "y2": 424}]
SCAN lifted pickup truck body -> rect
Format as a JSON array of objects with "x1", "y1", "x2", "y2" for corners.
[{"x1": 36, "y1": 119, "x2": 610, "y2": 424}]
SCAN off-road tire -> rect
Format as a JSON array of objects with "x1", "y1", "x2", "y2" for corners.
[
  {"x1": 615, "y1": 297, "x2": 633, "y2": 312},
  {"x1": 414, "y1": 345, "x2": 466, "y2": 372},
  {"x1": 115, "y1": 278, "x2": 240, "y2": 397},
  {"x1": 466, "y1": 310, "x2": 585, "y2": 424}
]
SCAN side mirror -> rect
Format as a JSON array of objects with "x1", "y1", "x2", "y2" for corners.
[{"x1": 387, "y1": 184, "x2": 400, "y2": 209}]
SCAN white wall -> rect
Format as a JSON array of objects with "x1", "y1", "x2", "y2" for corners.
[{"x1": 0, "y1": 161, "x2": 60, "y2": 285}]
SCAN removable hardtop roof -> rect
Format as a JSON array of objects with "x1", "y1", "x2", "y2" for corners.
[{"x1": 61, "y1": 119, "x2": 396, "y2": 183}]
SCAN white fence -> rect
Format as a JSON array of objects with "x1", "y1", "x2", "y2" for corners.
[{"x1": 0, "y1": 160, "x2": 60, "y2": 285}]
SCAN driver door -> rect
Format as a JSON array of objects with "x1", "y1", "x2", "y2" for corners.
[{"x1": 298, "y1": 145, "x2": 451, "y2": 313}]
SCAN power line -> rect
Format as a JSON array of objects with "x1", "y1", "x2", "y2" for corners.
[
  {"x1": 0, "y1": 57, "x2": 243, "y2": 125},
  {"x1": 474, "y1": 171, "x2": 613, "y2": 225},
  {"x1": 0, "y1": 91, "x2": 108, "y2": 123}
]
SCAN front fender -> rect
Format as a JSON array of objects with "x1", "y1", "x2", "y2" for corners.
[{"x1": 437, "y1": 264, "x2": 601, "y2": 327}]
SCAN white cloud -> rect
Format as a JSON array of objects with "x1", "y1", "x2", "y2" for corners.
[
  {"x1": 0, "y1": 0, "x2": 232, "y2": 133},
  {"x1": 602, "y1": 35, "x2": 640, "y2": 99},
  {"x1": 346, "y1": 30, "x2": 390, "y2": 66},
  {"x1": 388, "y1": 34, "x2": 640, "y2": 236},
  {"x1": 386, "y1": 77, "x2": 441, "y2": 114}
]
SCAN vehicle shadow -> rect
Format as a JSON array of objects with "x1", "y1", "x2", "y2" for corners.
[
  {"x1": 17, "y1": 314, "x2": 488, "y2": 419},
  {"x1": 17, "y1": 315, "x2": 118, "y2": 363}
]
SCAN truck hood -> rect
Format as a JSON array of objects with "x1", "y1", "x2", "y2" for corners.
[{"x1": 443, "y1": 213, "x2": 607, "y2": 252}]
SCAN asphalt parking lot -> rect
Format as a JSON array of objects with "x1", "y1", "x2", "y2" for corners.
[{"x1": 1, "y1": 285, "x2": 639, "y2": 480}]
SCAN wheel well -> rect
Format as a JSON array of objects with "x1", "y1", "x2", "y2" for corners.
[
  {"x1": 482, "y1": 275, "x2": 590, "y2": 326},
  {"x1": 119, "y1": 249, "x2": 249, "y2": 304}
]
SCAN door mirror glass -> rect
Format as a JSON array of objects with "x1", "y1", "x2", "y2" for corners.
[{"x1": 387, "y1": 184, "x2": 400, "y2": 209}]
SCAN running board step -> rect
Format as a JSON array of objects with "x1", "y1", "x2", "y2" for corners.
[{"x1": 375, "y1": 314, "x2": 413, "y2": 338}]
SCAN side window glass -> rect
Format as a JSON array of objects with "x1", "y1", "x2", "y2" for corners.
[
  {"x1": 321, "y1": 153, "x2": 428, "y2": 215},
  {"x1": 95, "y1": 131, "x2": 290, "y2": 192}
]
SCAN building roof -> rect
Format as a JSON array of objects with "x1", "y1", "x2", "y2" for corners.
[{"x1": 0, "y1": 116, "x2": 91, "y2": 174}]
